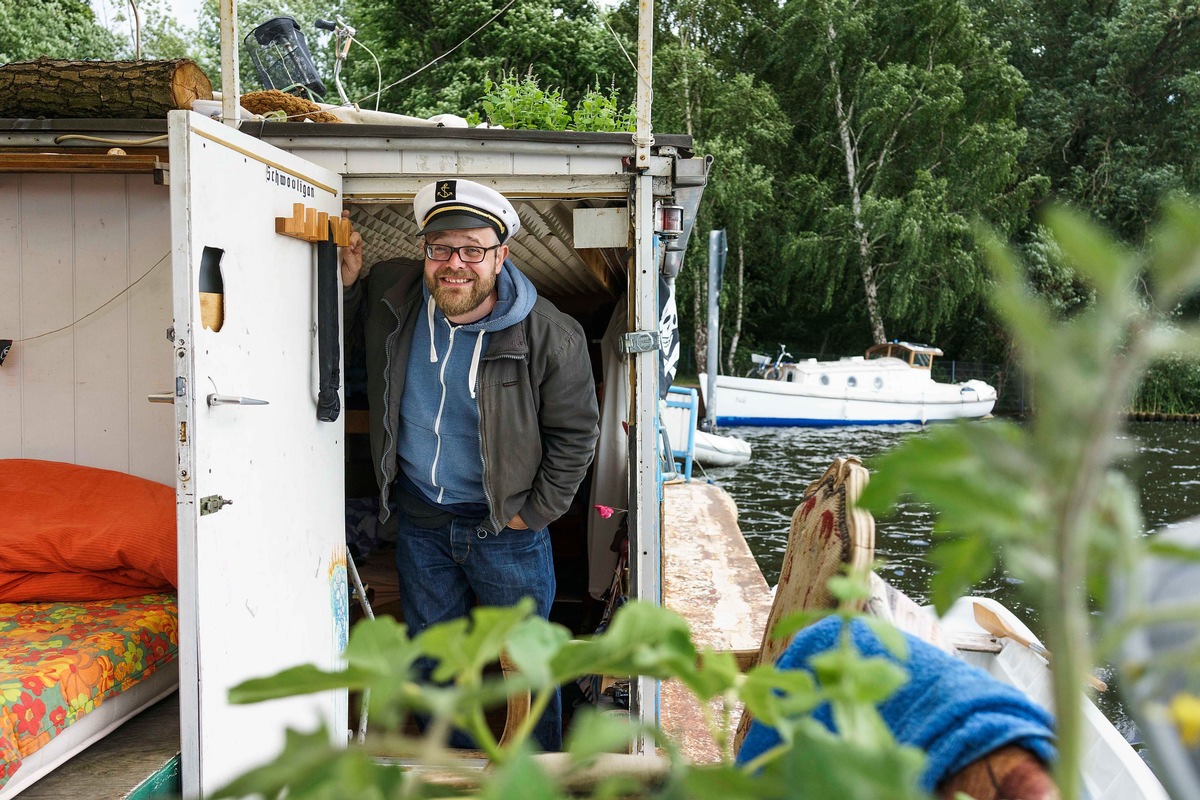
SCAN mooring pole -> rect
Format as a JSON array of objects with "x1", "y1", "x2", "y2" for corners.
[{"x1": 705, "y1": 229, "x2": 727, "y2": 432}]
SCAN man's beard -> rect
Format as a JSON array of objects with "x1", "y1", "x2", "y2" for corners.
[{"x1": 427, "y1": 265, "x2": 497, "y2": 318}]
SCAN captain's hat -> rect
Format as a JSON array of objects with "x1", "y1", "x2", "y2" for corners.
[{"x1": 413, "y1": 179, "x2": 520, "y2": 243}]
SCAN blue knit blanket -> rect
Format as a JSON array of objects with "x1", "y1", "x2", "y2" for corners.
[{"x1": 737, "y1": 616, "x2": 1057, "y2": 792}]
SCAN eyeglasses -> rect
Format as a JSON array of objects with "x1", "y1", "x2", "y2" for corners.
[{"x1": 423, "y1": 243, "x2": 502, "y2": 263}]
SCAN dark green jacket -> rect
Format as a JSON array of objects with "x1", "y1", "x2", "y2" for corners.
[{"x1": 345, "y1": 258, "x2": 599, "y2": 534}]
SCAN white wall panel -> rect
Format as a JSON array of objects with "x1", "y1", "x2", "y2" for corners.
[
  {"x1": 20, "y1": 175, "x2": 76, "y2": 463},
  {"x1": 294, "y1": 148, "x2": 348, "y2": 173},
  {"x1": 569, "y1": 155, "x2": 621, "y2": 175},
  {"x1": 74, "y1": 174, "x2": 132, "y2": 472},
  {"x1": 0, "y1": 175, "x2": 20, "y2": 456},
  {"x1": 513, "y1": 153, "x2": 570, "y2": 175},
  {"x1": 0, "y1": 174, "x2": 173, "y2": 482},
  {"x1": 126, "y1": 177, "x2": 175, "y2": 484},
  {"x1": 401, "y1": 150, "x2": 459, "y2": 173},
  {"x1": 457, "y1": 152, "x2": 514, "y2": 174},
  {"x1": 344, "y1": 148, "x2": 397, "y2": 173}
]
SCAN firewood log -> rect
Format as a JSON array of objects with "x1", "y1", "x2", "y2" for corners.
[{"x1": 0, "y1": 58, "x2": 213, "y2": 119}]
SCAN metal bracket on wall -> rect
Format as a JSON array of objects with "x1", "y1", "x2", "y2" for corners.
[{"x1": 199, "y1": 495, "x2": 232, "y2": 516}]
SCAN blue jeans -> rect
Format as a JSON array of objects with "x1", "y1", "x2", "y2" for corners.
[{"x1": 394, "y1": 510, "x2": 561, "y2": 751}]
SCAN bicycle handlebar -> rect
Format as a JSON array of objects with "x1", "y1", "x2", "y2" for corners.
[{"x1": 315, "y1": 18, "x2": 337, "y2": 31}]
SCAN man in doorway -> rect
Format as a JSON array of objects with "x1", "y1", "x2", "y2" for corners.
[{"x1": 340, "y1": 179, "x2": 599, "y2": 751}]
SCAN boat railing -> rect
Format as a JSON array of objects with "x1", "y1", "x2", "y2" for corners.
[{"x1": 662, "y1": 387, "x2": 699, "y2": 482}]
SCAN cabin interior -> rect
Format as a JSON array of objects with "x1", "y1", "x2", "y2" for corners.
[{"x1": 0, "y1": 116, "x2": 708, "y2": 797}]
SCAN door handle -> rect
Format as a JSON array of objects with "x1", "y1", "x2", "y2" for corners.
[
  {"x1": 207, "y1": 394, "x2": 269, "y2": 407},
  {"x1": 147, "y1": 392, "x2": 175, "y2": 404}
]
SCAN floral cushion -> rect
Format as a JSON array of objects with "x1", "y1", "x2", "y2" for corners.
[{"x1": 0, "y1": 593, "x2": 178, "y2": 789}]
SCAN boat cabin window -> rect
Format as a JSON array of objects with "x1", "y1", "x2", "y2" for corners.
[{"x1": 864, "y1": 342, "x2": 939, "y2": 369}]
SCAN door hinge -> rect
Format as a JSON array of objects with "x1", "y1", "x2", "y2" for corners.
[
  {"x1": 199, "y1": 495, "x2": 232, "y2": 515},
  {"x1": 619, "y1": 331, "x2": 667, "y2": 355}
]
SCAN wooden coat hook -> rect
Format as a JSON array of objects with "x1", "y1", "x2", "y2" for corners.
[{"x1": 275, "y1": 203, "x2": 352, "y2": 245}]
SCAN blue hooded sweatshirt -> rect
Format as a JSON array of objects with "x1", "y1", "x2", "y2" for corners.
[{"x1": 396, "y1": 260, "x2": 537, "y2": 516}]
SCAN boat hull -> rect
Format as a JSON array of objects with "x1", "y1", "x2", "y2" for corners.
[
  {"x1": 700, "y1": 372, "x2": 996, "y2": 427},
  {"x1": 939, "y1": 597, "x2": 1169, "y2": 800},
  {"x1": 692, "y1": 428, "x2": 752, "y2": 467}
]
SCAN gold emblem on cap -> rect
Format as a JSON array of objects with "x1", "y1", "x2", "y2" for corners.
[{"x1": 436, "y1": 181, "x2": 454, "y2": 200}]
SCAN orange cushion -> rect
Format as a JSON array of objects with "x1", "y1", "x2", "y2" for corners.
[{"x1": 0, "y1": 460, "x2": 177, "y2": 602}]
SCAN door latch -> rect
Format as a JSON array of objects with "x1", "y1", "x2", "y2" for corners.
[
  {"x1": 619, "y1": 330, "x2": 667, "y2": 355},
  {"x1": 199, "y1": 495, "x2": 232, "y2": 515}
]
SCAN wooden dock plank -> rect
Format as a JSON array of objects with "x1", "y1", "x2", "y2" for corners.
[{"x1": 659, "y1": 481, "x2": 773, "y2": 764}]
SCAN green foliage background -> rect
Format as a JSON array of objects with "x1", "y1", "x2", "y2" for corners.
[{"x1": 62, "y1": 0, "x2": 1200, "y2": 392}]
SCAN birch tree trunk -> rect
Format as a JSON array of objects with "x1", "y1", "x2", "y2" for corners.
[
  {"x1": 681, "y1": 24, "x2": 709, "y2": 375},
  {"x1": 726, "y1": 239, "x2": 746, "y2": 373},
  {"x1": 825, "y1": 21, "x2": 888, "y2": 345}
]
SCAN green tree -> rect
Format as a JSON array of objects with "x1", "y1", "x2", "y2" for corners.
[
  {"x1": 193, "y1": 0, "x2": 345, "y2": 95},
  {"x1": 87, "y1": 0, "x2": 207, "y2": 61},
  {"x1": 972, "y1": 0, "x2": 1200, "y2": 243},
  {"x1": 85, "y1": 0, "x2": 341, "y2": 89},
  {"x1": 0, "y1": 0, "x2": 123, "y2": 61},
  {"x1": 758, "y1": 0, "x2": 1044, "y2": 347},
  {"x1": 647, "y1": 2, "x2": 791, "y2": 375},
  {"x1": 340, "y1": 0, "x2": 629, "y2": 117}
]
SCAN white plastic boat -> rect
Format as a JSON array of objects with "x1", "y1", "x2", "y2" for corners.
[
  {"x1": 701, "y1": 342, "x2": 997, "y2": 427},
  {"x1": 937, "y1": 596, "x2": 1170, "y2": 800},
  {"x1": 692, "y1": 427, "x2": 752, "y2": 468},
  {"x1": 662, "y1": 390, "x2": 752, "y2": 471}
]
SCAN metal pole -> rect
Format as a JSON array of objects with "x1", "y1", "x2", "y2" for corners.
[
  {"x1": 633, "y1": 0, "x2": 654, "y2": 169},
  {"x1": 219, "y1": 0, "x2": 240, "y2": 128},
  {"x1": 705, "y1": 230, "x2": 726, "y2": 431},
  {"x1": 630, "y1": 0, "x2": 658, "y2": 755}
]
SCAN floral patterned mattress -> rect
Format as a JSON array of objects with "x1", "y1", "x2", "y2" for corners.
[{"x1": 0, "y1": 593, "x2": 178, "y2": 790}]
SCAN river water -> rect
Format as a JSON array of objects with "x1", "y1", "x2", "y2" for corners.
[{"x1": 699, "y1": 420, "x2": 1200, "y2": 747}]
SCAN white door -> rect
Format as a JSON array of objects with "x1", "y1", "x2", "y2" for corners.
[{"x1": 167, "y1": 111, "x2": 348, "y2": 799}]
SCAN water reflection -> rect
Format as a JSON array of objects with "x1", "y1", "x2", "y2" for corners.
[{"x1": 701, "y1": 419, "x2": 1200, "y2": 749}]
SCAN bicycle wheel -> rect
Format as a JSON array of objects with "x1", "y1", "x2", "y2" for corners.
[{"x1": 763, "y1": 367, "x2": 779, "y2": 381}]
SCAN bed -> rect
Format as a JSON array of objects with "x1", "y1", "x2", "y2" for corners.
[{"x1": 0, "y1": 460, "x2": 179, "y2": 798}]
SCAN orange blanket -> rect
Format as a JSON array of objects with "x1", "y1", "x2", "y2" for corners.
[{"x1": 0, "y1": 460, "x2": 177, "y2": 602}]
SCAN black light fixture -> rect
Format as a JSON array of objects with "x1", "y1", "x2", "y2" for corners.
[{"x1": 244, "y1": 16, "x2": 327, "y2": 101}]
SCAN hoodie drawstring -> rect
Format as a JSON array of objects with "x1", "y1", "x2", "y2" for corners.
[
  {"x1": 468, "y1": 330, "x2": 485, "y2": 400},
  {"x1": 426, "y1": 296, "x2": 438, "y2": 363}
]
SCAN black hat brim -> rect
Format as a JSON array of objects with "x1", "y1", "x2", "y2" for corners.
[{"x1": 420, "y1": 211, "x2": 503, "y2": 240}]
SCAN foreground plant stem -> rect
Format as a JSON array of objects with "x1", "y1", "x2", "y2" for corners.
[{"x1": 1044, "y1": 324, "x2": 1150, "y2": 800}]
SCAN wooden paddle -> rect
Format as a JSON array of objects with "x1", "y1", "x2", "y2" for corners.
[{"x1": 972, "y1": 603, "x2": 1108, "y2": 692}]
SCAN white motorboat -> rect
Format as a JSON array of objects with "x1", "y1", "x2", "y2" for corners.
[{"x1": 701, "y1": 341, "x2": 997, "y2": 426}]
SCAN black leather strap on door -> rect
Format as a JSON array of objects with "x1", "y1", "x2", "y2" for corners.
[{"x1": 315, "y1": 223, "x2": 341, "y2": 422}]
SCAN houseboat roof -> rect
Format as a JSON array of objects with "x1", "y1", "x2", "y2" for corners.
[{"x1": 0, "y1": 117, "x2": 707, "y2": 303}]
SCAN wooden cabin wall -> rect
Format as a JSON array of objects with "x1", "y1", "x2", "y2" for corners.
[{"x1": 0, "y1": 173, "x2": 175, "y2": 483}]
